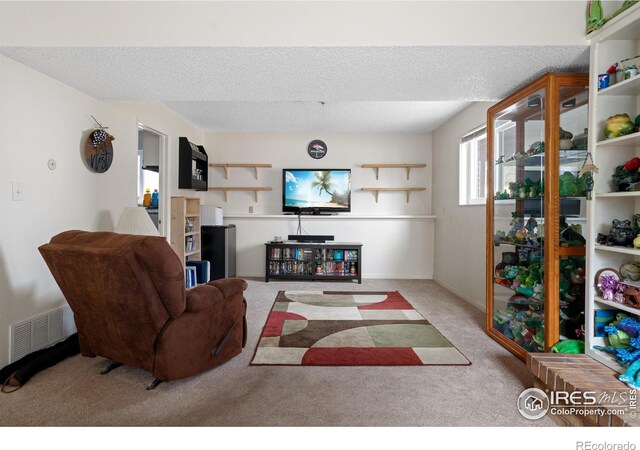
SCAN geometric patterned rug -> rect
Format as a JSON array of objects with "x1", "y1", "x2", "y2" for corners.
[{"x1": 250, "y1": 291, "x2": 471, "y2": 366}]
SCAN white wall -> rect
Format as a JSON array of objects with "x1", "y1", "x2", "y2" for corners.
[
  {"x1": 204, "y1": 132, "x2": 434, "y2": 278},
  {"x1": 432, "y1": 102, "x2": 494, "y2": 311},
  {"x1": 0, "y1": 56, "x2": 206, "y2": 367}
]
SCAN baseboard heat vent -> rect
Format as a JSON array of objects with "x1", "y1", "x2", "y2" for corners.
[{"x1": 9, "y1": 305, "x2": 76, "y2": 363}]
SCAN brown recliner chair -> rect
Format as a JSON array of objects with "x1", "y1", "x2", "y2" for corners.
[{"x1": 38, "y1": 230, "x2": 247, "y2": 387}]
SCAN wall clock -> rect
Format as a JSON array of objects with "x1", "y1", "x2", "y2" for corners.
[
  {"x1": 308, "y1": 140, "x2": 327, "y2": 159},
  {"x1": 84, "y1": 117, "x2": 115, "y2": 173}
]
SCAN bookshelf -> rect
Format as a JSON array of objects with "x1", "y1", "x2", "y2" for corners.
[
  {"x1": 585, "y1": 4, "x2": 640, "y2": 373},
  {"x1": 170, "y1": 196, "x2": 201, "y2": 268},
  {"x1": 265, "y1": 241, "x2": 362, "y2": 283}
]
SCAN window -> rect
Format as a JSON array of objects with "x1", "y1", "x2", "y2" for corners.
[{"x1": 459, "y1": 126, "x2": 488, "y2": 205}]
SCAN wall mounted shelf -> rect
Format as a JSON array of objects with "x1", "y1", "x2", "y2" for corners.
[
  {"x1": 208, "y1": 186, "x2": 272, "y2": 202},
  {"x1": 209, "y1": 163, "x2": 272, "y2": 180},
  {"x1": 178, "y1": 137, "x2": 208, "y2": 191},
  {"x1": 362, "y1": 163, "x2": 427, "y2": 180},
  {"x1": 361, "y1": 187, "x2": 426, "y2": 203}
]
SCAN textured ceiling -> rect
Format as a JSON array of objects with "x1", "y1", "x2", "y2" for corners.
[
  {"x1": 163, "y1": 101, "x2": 470, "y2": 133},
  {"x1": 0, "y1": 45, "x2": 590, "y2": 132}
]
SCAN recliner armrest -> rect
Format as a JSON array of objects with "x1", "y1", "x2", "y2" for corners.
[
  {"x1": 185, "y1": 284, "x2": 223, "y2": 313},
  {"x1": 206, "y1": 278, "x2": 248, "y2": 299},
  {"x1": 185, "y1": 278, "x2": 248, "y2": 313}
]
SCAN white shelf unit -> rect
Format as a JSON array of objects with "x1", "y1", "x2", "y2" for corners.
[{"x1": 585, "y1": 5, "x2": 640, "y2": 373}]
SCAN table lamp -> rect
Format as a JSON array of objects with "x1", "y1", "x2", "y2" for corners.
[{"x1": 115, "y1": 207, "x2": 160, "y2": 236}]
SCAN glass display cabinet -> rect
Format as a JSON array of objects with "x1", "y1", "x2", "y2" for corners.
[{"x1": 486, "y1": 73, "x2": 590, "y2": 360}]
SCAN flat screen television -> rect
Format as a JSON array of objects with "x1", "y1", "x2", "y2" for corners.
[{"x1": 283, "y1": 169, "x2": 351, "y2": 213}]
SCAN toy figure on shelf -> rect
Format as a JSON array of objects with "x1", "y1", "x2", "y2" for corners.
[
  {"x1": 604, "y1": 113, "x2": 634, "y2": 140},
  {"x1": 508, "y1": 181, "x2": 521, "y2": 199},
  {"x1": 559, "y1": 127, "x2": 573, "y2": 150},
  {"x1": 507, "y1": 212, "x2": 526, "y2": 241},
  {"x1": 595, "y1": 314, "x2": 640, "y2": 389},
  {"x1": 532, "y1": 283, "x2": 544, "y2": 301},
  {"x1": 572, "y1": 128, "x2": 588, "y2": 150},
  {"x1": 559, "y1": 172, "x2": 579, "y2": 197},
  {"x1": 604, "y1": 219, "x2": 635, "y2": 247},
  {"x1": 620, "y1": 359, "x2": 640, "y2": 389},
  {"x1": 620, "y1": 262, "x2": 640, "y2": 281},
  {"x1": 495, "y1": 155, "x2": 505, "y2": 164},
  {"x1": 596, "y1": 219, "x2": 635, "y2": 247},
  {"x1": 560, "y1": 216, "x2": 586, "y2": 246},
  {"x1": 598, "y1": 273, "x2": 626, "y2": 303},
  {"x1": 612, "y1": 156, "x2": 640, "y2": 191},
  {"x1": 587, "y1": 0, "x2": 604, "y2": 34},
  {"x1": 525, "y1": 216, "x2": 538, "y2": 235},
  {"x1": 527, "y1": 141, "x2": 544, "y2": 156},
  {"x1": 518, "y1": 187, "x2": 526, "y2": 199}
]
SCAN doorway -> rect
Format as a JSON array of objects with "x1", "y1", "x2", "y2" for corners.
[{"x1": 137, "y1": 124, "x2": 168, "y2": 236}]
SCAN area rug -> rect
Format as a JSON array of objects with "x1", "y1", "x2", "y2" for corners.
[{"x1": 251, "y1": 291, "x2": 471, "y2": 366}]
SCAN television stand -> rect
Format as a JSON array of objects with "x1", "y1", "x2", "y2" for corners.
[{"x1": 265, "y1": 241, "x2": 362, "y2": 283}]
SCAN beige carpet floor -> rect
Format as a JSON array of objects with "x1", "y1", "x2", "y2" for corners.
[{"x1": 0, "y1": 279, "x2": 552, "y2": 426}]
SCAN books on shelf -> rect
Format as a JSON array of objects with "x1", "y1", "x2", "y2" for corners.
[
  {"x1": 185, "y1": 266, "x2": 197, "y2": 289},
  {"x1": 268, "y1": 260, "x2": 356, "y2": 276},
  {"x1": 185, "y1": 236, "x2": 196, "y2": 252},
  {"x1": 345, "y1": 250, "x2": 359, "y2": 261},
  {"x1": 186, "y1": 260, "x2": 211, "y2": 284}
]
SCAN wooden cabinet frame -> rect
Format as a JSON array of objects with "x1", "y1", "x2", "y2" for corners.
[{"x1": 486, "y1": 73, "x2": 589, "y2": 360}]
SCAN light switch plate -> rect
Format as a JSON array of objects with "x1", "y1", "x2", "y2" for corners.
[{"x1": 12, "y1": 181, "x2": 23, "y2": 201}]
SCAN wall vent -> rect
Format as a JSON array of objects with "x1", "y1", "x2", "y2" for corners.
[{"x1": 9, "y1": 305, "x2": 76, "y2": 363}]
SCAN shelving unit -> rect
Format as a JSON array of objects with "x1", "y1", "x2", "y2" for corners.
[
  {"x1": 170, "y1": 196, "x2": 201, "y2": 268},
  {"x1": 361, "y1": 187, "x2": 426, "y2": 203},
  {"x1": 178, "y1": 137, "x2": 208, "y2": 191},
  {"x1": 265, "y1": 241, "x2": 362, "y2": 283},
  {"x1": 596, "y1": 133, "x2": 640, "y2": 148},
  {"x1": 585, "y1": 4, "x2": 640, "y2": 373},
  {"x1": 362, "y1": 163, "x2": 427, "y2": 180},
  {"x1": 208, "y1": 186, "x2": 272, "y2": 202},
  {"x1": 486, "y1": 73, "x2": 590, "y2": 360},
  {"x1": 209, "y1": 163, "x2": 272, "y2": 179}
]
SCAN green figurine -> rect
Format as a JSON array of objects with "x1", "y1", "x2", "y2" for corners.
[{"x1": 587, "y1": 0, "x2": 604, "y2": 33}]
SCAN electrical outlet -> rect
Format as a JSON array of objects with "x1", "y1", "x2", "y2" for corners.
[
  {"x1": 248, "y1": 206, "x2": 254, "y2": 213},
  {"x1": 12, "y1": 181, "x2": 23, "y2": 201}
]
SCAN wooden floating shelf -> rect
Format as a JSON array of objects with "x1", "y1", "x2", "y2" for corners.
[
  {"x1": 362, "y1": 164, "x2": 427, "y2": 180},
  {"x1": 208, "y1": 186, "x2": 272, "y2": 202},
  {"x1": 209, "y1": 163, "x2": 272, "y2": 180},
  {"x1": 361, "y1": 187, "x2": 426, "y2": 203}
]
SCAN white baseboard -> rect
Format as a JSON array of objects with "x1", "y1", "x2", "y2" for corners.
[{"x1": 433, "y1": 276, "x2": 485, "y2": 312}]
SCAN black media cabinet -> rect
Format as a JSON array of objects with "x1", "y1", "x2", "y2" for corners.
[{"x1": 265, "y1": 241, "x2": 362, "y2": 284}]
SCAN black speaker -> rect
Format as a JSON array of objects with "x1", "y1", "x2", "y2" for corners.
[{"x1": 288, "y1": 235, "x2": 334, "y2": 243}]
